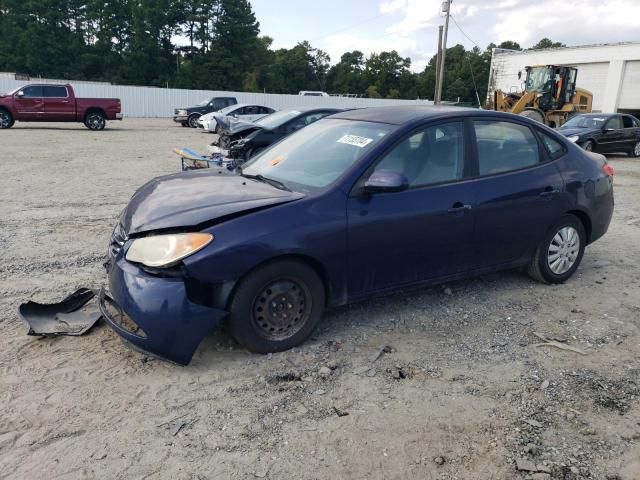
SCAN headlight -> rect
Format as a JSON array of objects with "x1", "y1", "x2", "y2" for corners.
[
  {"x1": 567, "y1": 135, "x2": 579, "y2": 143},
  {"x1": 177, "y1": 109, "x2": 187, "y2": 116},
  {"x1": 126, "y1": 233, "x2": 213, "y2": 268}
]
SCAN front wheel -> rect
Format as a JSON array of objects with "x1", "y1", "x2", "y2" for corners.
[
  {"x1": 0, "y1": 110, "x2": 14, "y2": 129},
  {"x1": 244, "y1": 147, "x2": 264, "y2": 161},
  {"x1": 85, "y1": 112, "x2": 106, "y2": 130},
  {"x1": 630, "y1": 140, "x2": 640, "y2": 158},
  {"x1": 580, "y1": 140, "x2": 594, "y2": 152},
  {"x1": 228, "y1": 260, "x2": 325, "y2": 353},
  {"x1": 188, "y1": 114, "x2": 200, "y2": 128},
  {"x1": 527, "y1": 214, "x2": 586, "y2": 284}
]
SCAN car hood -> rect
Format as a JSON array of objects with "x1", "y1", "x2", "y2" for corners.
[
  {"x1": 217, "y1": 116, "x2": 267, "y2": 135},
  {"x1": 557, "y1": 127, "x2": 599, "y2": 137},
  {"x1": 122, "y1": 170, "x2": 304, "y2": 235}
]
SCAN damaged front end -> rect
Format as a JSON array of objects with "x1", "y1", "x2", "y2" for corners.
[{"x1": 102, "y1": 221, "x2": 227, "y2": 365}]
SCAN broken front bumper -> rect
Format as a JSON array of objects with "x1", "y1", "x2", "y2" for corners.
[{"x1": 100, "y1": 258, "x2": 227, "y2": 365}]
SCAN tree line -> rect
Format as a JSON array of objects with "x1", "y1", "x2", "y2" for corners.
[{"x1": 0, "y1": 0, "x2": 565, "y2": 104}]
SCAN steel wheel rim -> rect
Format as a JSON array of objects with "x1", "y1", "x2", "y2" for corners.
[
  {"x1": 189, "y1": 116, "x2": 199, "y2": 128},
  {"x1": 584, "y1": 142, "x2": 593, "y2": 151},
  {"x1": 547, "y1": 226, "x2": 580, "y2": 275},
  {"x1": 634, "y1": 142, "x2": 640, "y2": 156},
  {"x1": 88, "y1": 114, "x2": 104, "y2": 130},
  {"x1": 251, "y1": 278, "x2": 312, "y2": 341},
  {"x1": 0, "y1": 112, "x2": 9, "y2": 128}
]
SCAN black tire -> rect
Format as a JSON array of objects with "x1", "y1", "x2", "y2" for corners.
[
  {"x1": 527, "y1": 214, "x2": 586, "y2": 284},
  {"x1": 519, "y1": 109, "x2": 545, "y2": 124},
  {"x1": 0, "y1": 109, "x2": 14, "y2": 129},
  {"x1": 245, "y1": 147, "x2": 264, "y2": 160},
  {"x1": 188, "y1": 114, "x2": 200, "y2": 128},
  {"x1": 580, "y1": 140, "x2": 594, "y2": 152},
  {"x1": 630, "y1": 140, "x2": 640, "y2": 158},
  {"x1": 181, "y1": 122, "x2": 189, "y2": 127},
  {"x1": 228, "y1": 259, "x2": 326, "y2": 353},
  {"x1": 85, "y1": 111, "x2": 106, "y2": 130}
]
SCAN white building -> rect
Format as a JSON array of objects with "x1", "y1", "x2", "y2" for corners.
[{"x1": 487, "y1": 42, "x2": 640, "y2": 115}]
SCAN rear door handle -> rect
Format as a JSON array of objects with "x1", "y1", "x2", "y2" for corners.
[
  {"x1": 448, "y1": 202, "x2": 472, "y2": 214},
  {"x1": 539, "y1": 187, "x2": 560, "y2": 198}
]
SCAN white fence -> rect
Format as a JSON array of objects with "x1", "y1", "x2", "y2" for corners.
[{"x1": 0, "y1": 73, "x2": 432, "y2": 118}]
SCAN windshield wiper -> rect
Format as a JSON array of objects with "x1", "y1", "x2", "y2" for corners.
[{"x1": 240, "y1": 172, "x2": 291, "y2": 192}]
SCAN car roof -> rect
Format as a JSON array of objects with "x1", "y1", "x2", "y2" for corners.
[
  {"x1": 287, "y1": 107, "x2": 344, "y2": 113},
  {"x1": 571, "y1": 113, "x2": 615, "y2": 117},
  {"x1": 330, "y1": 105, "x2": 479, "y2": 125}
]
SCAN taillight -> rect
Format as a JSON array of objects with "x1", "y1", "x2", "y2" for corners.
[{"x1": 603, "y1": 164, "x2": 614, "y2": 177}]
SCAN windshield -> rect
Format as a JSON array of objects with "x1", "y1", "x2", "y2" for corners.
[
  {"x1": 255, "y1": 110, "x2": 303, "y2": 129},
  {"x1": 242, "y1": 119, "x2": 394, "y2": 193},
  {"x1": 525, "y1": 67, "x2": 552, "y2": 92},
  {"x1": 560, "y1": 115, "x2": 607, "y2": 129},
  {"x1": 197, "y1": 99, "x2": 209, "y2": 107},
  {"x1": 5, "y1": 87, "x2": 20, "y2": 96}
]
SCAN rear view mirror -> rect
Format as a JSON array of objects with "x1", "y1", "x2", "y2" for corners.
[{"x1": 364, "y1": 170, "x2": 409, "y2": 193}]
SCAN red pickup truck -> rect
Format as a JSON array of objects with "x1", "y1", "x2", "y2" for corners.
[{"x1": 0, "y1": 84, "x2": 122, "y2": 130}]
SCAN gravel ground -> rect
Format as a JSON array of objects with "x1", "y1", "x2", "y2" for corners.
[{"x1": 1, "y1": 119, "x2": 639, "y2": 480}]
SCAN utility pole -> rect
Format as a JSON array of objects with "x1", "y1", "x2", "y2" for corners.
[
  {"x1": 436, "y1": 0, "x2": 451, "y2": 104},
  {"x1": 434, "y1": 25, "x2": 443, "y2": 104}
]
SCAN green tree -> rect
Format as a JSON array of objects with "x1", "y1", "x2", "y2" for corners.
[
  {"x1": 364, "y1": 51, "x2": 412, "y2": 98},
  {"x1": 496, "y1": 40, "x2": 522, "y2": 51},
  {"x1": 327, "y1": 51, "x2": 366, "y2": 95},
  {"x1": 531, "y1": 38, "x2": 565, "y2": 49}
]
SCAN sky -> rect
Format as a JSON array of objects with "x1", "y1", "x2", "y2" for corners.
[{"x1": 251, "y1": 0, "x2": 640, "y2": 72}]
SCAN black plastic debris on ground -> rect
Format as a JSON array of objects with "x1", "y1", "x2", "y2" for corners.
[{"x1": 18, "y1": 288, "x2": 102, "y2": 336}]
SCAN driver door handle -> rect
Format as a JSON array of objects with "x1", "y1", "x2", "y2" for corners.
[
  {"x1": 539, "y1": 187, "x2": 560, "y2": 197},
  {"x1": 448, "y1": 202, "x2": 472, "y2": 214}
]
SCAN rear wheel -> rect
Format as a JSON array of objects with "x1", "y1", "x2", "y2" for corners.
[
  {"x1": 0, "y1": 110, "x2": 14, "y2": 129},
  {"x1": 228, "y1": 259, "x2": 325, "y2": 353},
  {"x1": 581, "y1": 140, "x2": 594, "y2": 152},
  {"x1": 519, "y1": 109, "x2": 545, "y2": 124},
  {"x1": 85, "y1": 111, "x2": 106, "y2": 130},
  {"x1": 527, "y1": 214, "x2": 586, "y2": 284},
  {"x1": 188, "y1": 114, "x2": 200, "y2": 128},
  {"x1": 630, "y1": 140, "x2": 640, "y2": 158}
]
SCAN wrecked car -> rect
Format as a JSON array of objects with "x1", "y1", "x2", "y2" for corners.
[
  {"x1": 101, "y1": 106, "x2": 614, "y2": 365},
  {"x1": 218, "y1": 107, "x2": 344, "y2": 161}
]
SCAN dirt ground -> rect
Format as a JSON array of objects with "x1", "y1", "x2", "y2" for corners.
[{"x1": 1, "y1": 118, "x2": 639, "y2": 480}]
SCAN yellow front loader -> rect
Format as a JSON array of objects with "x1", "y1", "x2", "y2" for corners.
[{"x1": 493, "y1": 65, "x2": 593, "y2": 128}]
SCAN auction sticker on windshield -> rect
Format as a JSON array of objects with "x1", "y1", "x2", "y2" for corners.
[{"x1": 337, "y1": 134, "x2": 374, "y2": 148}]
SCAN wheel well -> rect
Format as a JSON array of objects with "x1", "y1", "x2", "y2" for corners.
[
  {"x1": 225, "y1": 254, "x2": 332, "y2": 310},
  {"x1": 568, "y1": 210, "x2": 592, "y2": 243},
  {"x1": 84, "y1": 108, "x2": 106, "y2": 120}
]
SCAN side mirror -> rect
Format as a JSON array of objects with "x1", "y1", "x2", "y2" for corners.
[
  {"x1": 232, "y1": 113, "x2": 238, "y2": 118},
  {"x1": 16, "y1": 91, "x2": 24, "y2": 97},
  {"x1": 363, "y1": 169, "x2": 409, "y2": 193}
]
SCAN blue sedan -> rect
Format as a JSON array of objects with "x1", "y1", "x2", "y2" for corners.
[{"x1": 101, "y1": 107, "x2": 614, "y2": 364}]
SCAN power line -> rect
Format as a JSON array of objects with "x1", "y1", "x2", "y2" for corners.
[
  {"x1": 450, "y1": 14, "x2": 483, "y2": 106},
  {"x1": 449, "y1": 14, "x2": 481, "y2": 50}
]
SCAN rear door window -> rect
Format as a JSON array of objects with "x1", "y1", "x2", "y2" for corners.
[
  {"x1": 43, "y1": 86, "x2": 68, "y2": 98},
  {"x1": 622, "y1": 116, "x2": 634, "y2": 128},
  {"x1": 474, "y1": 120, "x2": 540, "y2": 176}
]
